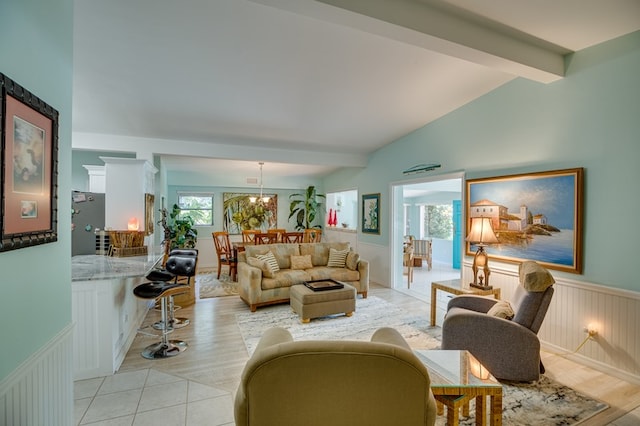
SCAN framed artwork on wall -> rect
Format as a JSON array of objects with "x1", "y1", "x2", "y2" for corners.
[
  {"x1": 0, "y1": 73, "x2": 59, "y2": 252},
  {"x1": 361, "y1": 193, "x2": 380, "y2": 234},
  {"x1": 466, "y1": 168, "x2": 584, "y2": 273},
  {"x1": 222, "y1": 192, "x2": 277, "y2": 234}
]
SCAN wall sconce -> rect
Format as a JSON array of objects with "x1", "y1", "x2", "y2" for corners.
[
  {"x1": 127, "y1": 217, "x2": 140, "y2": 231},
  {"x1": 466, "y1": 216, "x2": 498, "y2": 289}
]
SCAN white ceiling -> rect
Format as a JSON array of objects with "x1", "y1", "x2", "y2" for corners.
[{"x1": 72, "y1": 0, "x2": 640, "y2": 181}]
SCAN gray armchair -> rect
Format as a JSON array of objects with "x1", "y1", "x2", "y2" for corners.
[{"x1": 442, "y1": 261, "x2": 555, "y2": 382}]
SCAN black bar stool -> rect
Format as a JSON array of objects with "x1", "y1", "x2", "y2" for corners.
[
  {"x1": 146, "y1": 249, "x2": 198, "y2": 330},
  {"x1": 133, "y1": 255, "x2": 197, "y2": 359}
]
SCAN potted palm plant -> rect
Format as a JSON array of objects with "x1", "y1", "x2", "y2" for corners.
[{"x1": 288, "y1": 185, "x2": 326, "y2": 230}]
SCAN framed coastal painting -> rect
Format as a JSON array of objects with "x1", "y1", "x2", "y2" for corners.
[
  {"x1": 465, "y1": 168, "x2": 584, "y2": 273},
  {"x1": 362, "y1": 193, "x2": 380, "y2": 234},
  {"x1": 0, "y1": 73, "x2": 59, "y2": 252}
]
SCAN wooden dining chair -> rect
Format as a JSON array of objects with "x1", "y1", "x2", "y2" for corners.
[
  {"x1": 267, "y1": 228, "x2": 286, "y2": 242},
  {"x1": 242, "y1": 229, "x2": 259, "y2": 244},
  {"x1": 282, "y1": 232, "x2": 304, "y2": 243},
  {"x1": 303, "y1": 228, "x2": 322, "y2": 243},
  {"x1": 255, "y1": 233, "x2": 278, "y2": 244},
  {"x1": 212, "y1": 231, "x2": 237, "y2": 280}
]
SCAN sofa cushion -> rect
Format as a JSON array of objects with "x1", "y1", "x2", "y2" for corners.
[
  {"x1": 300, "y1": 242, "x2": 350, "y2": 266},
  {"x1": 247, "y1": 256, "x2": 275, "y2": 278},
  {"x1": 261, "y1": 269, "x2": 312, "y2": 290},
  {"x1": 290, "y1": 254, "x2": 313, "y2": 270},
  {"x1": 244, "y1": 243, "x2": 300, "y2": 269},
  {"x1": 346, "y1": 251, "x2": 360, "y2": 271},
  {"x1": 256, "y1": 251, "x2": 280, "y2": 275},
  {"x1": 327, "y1": 248, "x2": 349, "y2": 267},
  {"x1": 306, "y1": 266, "x2": 360, "y2": 283}
]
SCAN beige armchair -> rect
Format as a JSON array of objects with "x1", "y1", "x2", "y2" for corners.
[{"x1": 235, "y1": 327, "x2": 437, "y2": 426}]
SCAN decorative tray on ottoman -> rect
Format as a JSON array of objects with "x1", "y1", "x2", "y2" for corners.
[{"x1": 304, "y1": 279, "x2": 345, "y2": 292}]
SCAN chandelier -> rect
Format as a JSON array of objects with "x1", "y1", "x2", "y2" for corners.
[{"x1": 249, "y1": 162, "x2": 270, "y2": 204}]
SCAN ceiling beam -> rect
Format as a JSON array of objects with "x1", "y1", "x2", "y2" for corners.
[{"x1": 252, "y1": 0, "x2": 569, "y2": 83}]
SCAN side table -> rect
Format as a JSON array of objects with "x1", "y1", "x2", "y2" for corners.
[
  {"x1": 431, "y1": 279, "x2": 501, "y2": 326},
  {"x1": 416, "y1": 350, "x2": 502, "y2": 426}
]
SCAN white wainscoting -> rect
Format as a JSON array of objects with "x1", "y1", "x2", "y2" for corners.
[
  {"x1": 0, "y1": 325, "x2": 74, "y2": 426},
  {"x1": 72, "y1": 276, "x2": 150, "y2": 380},
  {"x1": 462, "y1": 262, "x2": 640, "y2": 384},
  {"x1": 357, "y1": 242, "x2": 391, "y2": 286}
]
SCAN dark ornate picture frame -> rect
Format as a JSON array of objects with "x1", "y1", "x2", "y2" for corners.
[
  {"x1": 466, "y1": 168, "x2": 584, "y2": 273},
  {"x1": 0, "y1": 73, "x2": 59, "y2": 252}
]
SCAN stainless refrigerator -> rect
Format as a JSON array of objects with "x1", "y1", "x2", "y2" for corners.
[{"x1": 72, "y1": 191, "x2": 106, "y2": 256}]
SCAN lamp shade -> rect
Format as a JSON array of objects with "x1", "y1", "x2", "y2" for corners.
[{"x1": 466, "y1": 217, "x2": 498, "y2": 244}]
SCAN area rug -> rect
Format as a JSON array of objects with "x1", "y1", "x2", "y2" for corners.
[
  {"x1": 236, "y1": 296, "x2": 608, "y2": 426},
  {"x1": 197, "y1": 271, "x2": 238, "y2": 299}
]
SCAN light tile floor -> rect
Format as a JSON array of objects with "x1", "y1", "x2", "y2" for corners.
[{"x1": 74, "y1": 369, "x2": 234, "y2": 426}]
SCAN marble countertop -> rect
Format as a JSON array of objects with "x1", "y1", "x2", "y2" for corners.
[{"x1": 72, "y1": 251, "x2": 163, "y2": 282}]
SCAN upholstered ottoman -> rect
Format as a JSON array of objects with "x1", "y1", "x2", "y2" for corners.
[{"x1": 290, "y1": 283, "x2": 356, "y2": 323}]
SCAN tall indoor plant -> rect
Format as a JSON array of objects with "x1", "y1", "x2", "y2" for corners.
[
  {"x1": 288, "y1": 185, "x2": 325, "y2": 230},
  {"x1": 159, "y1": 204, "x2": 198, "y2": 250}
]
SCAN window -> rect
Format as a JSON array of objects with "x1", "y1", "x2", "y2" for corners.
[
  {"x1": 178, "y1": 192, "x2": 213, "y2": 226},
  {"x1": 422, "y1": 204, "x2": 453, "y2": 240}
]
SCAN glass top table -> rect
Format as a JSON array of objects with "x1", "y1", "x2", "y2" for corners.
[{"x1": 415, "y1": 350, "x2": 503, "y2": 425}]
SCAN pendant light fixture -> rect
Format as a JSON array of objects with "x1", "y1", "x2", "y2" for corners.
[{"x1": 250, "y1": 162, "x2": 270, "y2": 204}]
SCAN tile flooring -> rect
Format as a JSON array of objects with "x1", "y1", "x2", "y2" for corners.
[{"x1": 74, "y1": 369, "x2": 234, "y2": 425}]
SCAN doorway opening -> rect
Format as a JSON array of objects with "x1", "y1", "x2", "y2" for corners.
[{"x1": 391, "y1": 173, "x2": 463, "y2": 303}]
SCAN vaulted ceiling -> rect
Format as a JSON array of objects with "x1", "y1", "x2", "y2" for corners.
[{"x1": 72, "y1": 0, "x2": 640, "y2": 179}]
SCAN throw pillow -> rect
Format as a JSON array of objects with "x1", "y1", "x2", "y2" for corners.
[
  {"x1": 290, "y1": 254, "x2": 313, "y2": 270},
  {"x1": 519, "y1": 261, "x2": 555, "y2": 292},
  {"x1": 256, "y1": 251, "x2": 280, "y2": 275},
  {"x1": 327, "y1": 248, "x2": 349, "y2": 268},
  {"x1": 487, "y1": 300, "x2": 515, "y2": 320},
  {"x1": 247, "y1": 257, "x2": 274, "y2": 278},
  {"x1": 346, "y1": 251, "x2": 360, "y2": 271}
]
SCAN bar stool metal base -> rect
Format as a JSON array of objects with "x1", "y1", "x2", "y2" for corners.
[
  {"x1": 153, "y1": 317, "x2": 190, "y2": 330},
  {"x1": 141, "y1": 340, "x2": 188, "y2": 359}
]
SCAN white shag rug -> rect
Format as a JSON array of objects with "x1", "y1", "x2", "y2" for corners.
[{"x1": 236, "y1": 296, "x2": 608, "y2": 426}]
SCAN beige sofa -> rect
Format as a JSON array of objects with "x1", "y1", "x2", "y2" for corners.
[
  {"x1": 235, "y1": 326, "x2": 437, "y2": 426},
  {"x1": 237, "y1": 242, "x2": 369, "y2": 312}
]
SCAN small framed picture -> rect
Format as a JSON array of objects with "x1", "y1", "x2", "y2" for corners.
[{"x1": 362, "y1": 193, "x2": 380, "y2": 234}]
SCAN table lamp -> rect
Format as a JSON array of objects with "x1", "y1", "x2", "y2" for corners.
[{"x1": 466, "y1": 217, "x2": 499, "y2": 289}]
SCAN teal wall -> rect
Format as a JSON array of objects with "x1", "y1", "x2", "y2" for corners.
[
  {"x1": 324, "y1": 31, "x2": 640, "y2": 292},
  {"x1": 167, "y1": 185, "x2": 321, "y2": 236},
  {"x1": 0, "y1": 0, "x2": 74, "y2": 380}
]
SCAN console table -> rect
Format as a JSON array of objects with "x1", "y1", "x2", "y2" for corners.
[{"x1": 431, "y1": 279, "x2": 501, "y2": 326}]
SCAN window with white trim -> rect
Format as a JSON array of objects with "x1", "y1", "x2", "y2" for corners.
[{"x1": 177, "y1": 192, "x2": 213, "y2": 226}]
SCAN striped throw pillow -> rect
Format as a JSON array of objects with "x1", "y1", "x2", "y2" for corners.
[
  {"x1": 327, "y1": 248, "x2": 349, "y2": 268},
  {"x1": 256, "y1": 251, "x2": 280, "y2": 274}
]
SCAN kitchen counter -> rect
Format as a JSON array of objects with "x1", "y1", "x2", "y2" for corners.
[
  {"x1": 72, "y1": 251, "x2": 163, "y2": 281},
  {"x1": 71, "y1": 250, "x2": 163, "y2": 380}
]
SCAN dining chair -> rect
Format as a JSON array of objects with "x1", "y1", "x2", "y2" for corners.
[
  {"x1": 267, "y1": 228, "x2": 286, "y2": 242},
  {"x1": 303, "y1": 228, "x2": 322, "y2": 243},
  {"x1": 282, "y1": 232, "x2": 303, "y2": 243},
  {"x1": 242, "y1": 229, "x2": 259, "y2": 244},
  {"x1": 255, "y1": 233, "x2": 278, "y2": 244},
  {"x1": 212, "y1": 231, "x2": 237, "y2": 280}
]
